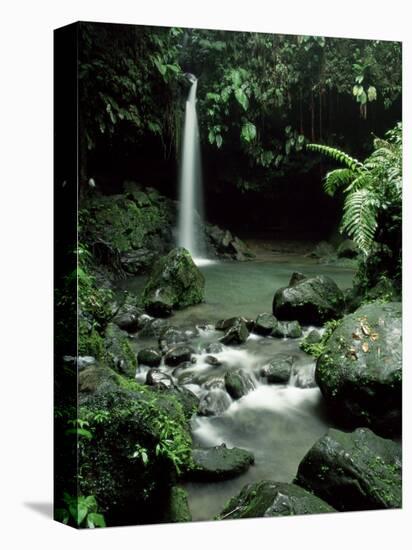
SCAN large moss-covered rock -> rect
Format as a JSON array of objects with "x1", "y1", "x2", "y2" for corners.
[
  {"x1": 273, "y1": 275, "x2": 345, "y2": 325},
  {"x1": 316, "y1": 302, "x2": 402, "y2": 436},
  {"x1": 80, "y1": 185, "x2": 176, "y2": 276},
  {"x1": 163, "y1": 486, "x2": 192, "y2": 523},
  {"x1": 188, "y1": 444, "x2": 254, "y2": 481},
  {"x1": 142, "y1": 248, "x2": 205, "y2": 316},
  {"x1": 78, "y1": 383, "x2": 193, "y2": 526},
  {"x1": 216, "y1": 480, "x2": 335, "y2": 519},
  {"x1": 104, "y1": 323, "x2": 137, "y2": 378},
  {"x1": 295, "y1": 428, "x2": 402, "y2": 511}
]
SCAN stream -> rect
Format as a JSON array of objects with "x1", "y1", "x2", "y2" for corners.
[{"x1": 118, "y1": 257, "x2": 354, "y2": 521}]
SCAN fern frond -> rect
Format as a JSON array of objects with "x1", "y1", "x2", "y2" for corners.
[
  {"x1": 341, "y1": 189, "x2": 378, "y2": 255},
  {"x1": 345, "y1": 173, "x2": 372, "y2": 193},
  {"x1": 323, "y1": 168, "x2": 355, "y2": 196},
  {"x1": 307, "y1": 143, "x2": 364, "y2": 172}
]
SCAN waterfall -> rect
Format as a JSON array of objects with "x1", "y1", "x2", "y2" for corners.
[{"x1": 177, "y1": 76, "x2": 209, "y2": 264}]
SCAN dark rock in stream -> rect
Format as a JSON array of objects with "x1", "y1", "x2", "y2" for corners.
[
  {"x1": 199, "y1": 387, "x2": 232, "y2": 416},
  {"x1": 273, "y1": 274, "x2": 345, "y2": 325},
  {"x1": 137, "y1": 348, "x2": 162, "y2": 367},
  {"x1": 138, "y1": 317, "x2": 170, "y2": 338},
  {"x1": 142, "y1": 248, "x2": 205, "y2": 316},
  {"x1": 112, "y1": 293, "x2": 143, "y2": 333},
  {"x1": 199, "y1": 342, "x2": 224, "y2": 354},
  {"x1": 216, "y1": 480, "x2": 335, "y2": 519},
  {"x1": 295, "y1": 427, "x2": 402, "y2": 511},
  {"x1": 272, "y1": 320, "x2": 302, "y2": 339},
  {"x1": 337, "y1": 239, "x2": 358, "y2": 259},
  {"x1": 253, "y1": 312, "x2": 278, "y2": 335},
  {"x1": 188, "y1": 444, "x2": 254, "y2": 481},
  {"x1": 205, "y1": 355, "x2": 221, "y2": 366},
  {"x1": 146, "y1": 368, "x2": 174, "y2": 388},
  {"x1": 164, "y1": 344, "x2": 194, "y2": 367},
  {"x1": 159, "y1": 327, "x2": 190, "y2": 353},
  {"x1": 260, "y1": 355, "x2": 295, "y2": 384},
  {"x1": 289, "y1": 271, "x2": 307, "y2": 287},
  {"x1": 225, "y1": 369, "x2": 255, "y2": 399},
  {"x1": 316, "y1": 302, "x2": 402, "y2": 436},
  {"x1": 220, "y1": 318, "x2": 249, "y2": 345}
]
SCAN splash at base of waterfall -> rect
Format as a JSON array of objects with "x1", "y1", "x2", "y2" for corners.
[{"x1": 193, "y1": 257, "x2": 216, "y2": 267}]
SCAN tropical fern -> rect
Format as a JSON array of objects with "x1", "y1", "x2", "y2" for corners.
[
  {"x1": 306, "y1": 143, "x2": 364, "y2": 172},
  {"x1": 341, "y1": 189, "x2": 378, "y2": 253},
  {"x1": 306, "y1": 123, "x2": 402, "y2": 256}
]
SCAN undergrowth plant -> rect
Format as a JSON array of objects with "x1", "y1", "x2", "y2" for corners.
[{"x1": 307, "y1": 123, "x2": 402, "y2": 256}]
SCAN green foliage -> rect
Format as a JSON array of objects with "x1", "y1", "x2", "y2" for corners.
[
  {"x1": 55, "y1": 493, "x2": 106, "y2": 528},
  {"x1": 79, "y1": 23, "x2": 183, "y2": 164},
  {"x1": 300, "y1": 319, "x2": 343, "y2": 358},
  {"x1": 307, "y1": 123, "x2": 402, "y2": 256}
]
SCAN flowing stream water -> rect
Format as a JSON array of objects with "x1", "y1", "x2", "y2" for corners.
[{"x1": 119, "y1": 258, "x2": 354, "y2": 521}]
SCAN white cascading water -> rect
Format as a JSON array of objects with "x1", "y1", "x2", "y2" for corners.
[{"x1": 177, "y1": 76, "x2": 212, "y2": 266}]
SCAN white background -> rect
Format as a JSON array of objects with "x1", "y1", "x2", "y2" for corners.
[{"x1": 0, "y1": 0, "x2": 410, "y2": 548}]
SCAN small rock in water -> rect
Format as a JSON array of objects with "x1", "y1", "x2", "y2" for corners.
[
  {"x1": 188, "y1": 444, "x2": 255, "y2": 481},
  {"x1": 146, "y1": 368, "x2": 174, "y2": 388},
  {"x1": 289, "y1": 271, "x2": 307, "y2": 287},
  {"x1": 253, "y1": 312, "x2": 278, "y2": 336},
  {"x1": 205, "y1": 355, "x2": 221, "y2": 366},
  {"x1": 199, "y1": 389, "x2": 232, "y2": 416},
  {"x1": 225, "y1": 369, "x2": 255, "y2": 399},
  {"x1": 220, "y1": 318, "x2": 249, "y2": 345},
  {"x1": 260, "y1": 354, "x2": 295, "y2": 384},
  {"x1": 159, "y1": 327, "x2": 189, "y2": 353},
  {"x1": 137, "y1": 348, "x2": 162, "y2": 367},
  {"x1": 200, "y1": 342, "x2": 224, "y2": 354},
  {"x1": 164, "y1": 344, "x2": 194, "y2": 367},
  {"x1": 272, "y1": 320, "x2": 302, "y2": 339}
]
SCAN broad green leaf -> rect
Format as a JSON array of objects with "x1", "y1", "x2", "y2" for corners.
[
  {"x1": 241, "y1": 122, "x2": 256, "y2": 143},
  {"x1": 77, "y1": 501, "x2": 89, "y2": 526},
  {"x1": 216, "y1": 134, "x2": 223, "y2": 148},
  {"x1": 208, "y1": 130, "x2": 215, "y2": 144},
  {"x1": 235, "y1": 88, "x2": 249, "y2": 111},
  {"x1": 367, "y1": 86, "x2": 377, "y2": 101},
  {"x1": 87, "y1": 513, "x2": 106, "y2": 528}
]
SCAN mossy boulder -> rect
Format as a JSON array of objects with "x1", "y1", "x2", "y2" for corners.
[
  {"x1": 164, "y1": 344, "x2": 194, "y2": 367},
  {"x1": 316, "y1": 302, "x2": 402, "y2": 436},
  {"x1": 78, "y1": 383, "x2": 193, "y2": 526},
  {"x1": 104, "y1": 323, "x2": 137, "y2": 378},
  {"x1": 142, "y1": 248, "x2": 205, "y2": 316},
  {"x1": 163, "y1": 486, "x2": 192, "y2": 523},
  {"x1": 295, "y1": 427, "x2": 402, "y2": 511},
  {"x1": 272, "y1": 320, "x2": 302, "y2": 338},
  {"x1": 80, "y1": 186, "x2": 175, "y2": 276},
  {"x1": 137, "y1": 348, "x2": 162, "y2": 367},
  {"x1": 188, "y1": 444, "x2": 254, "y2": 481},
  {"x1": 273, "y1": 275, "x2": 345, "y2": 325},
  {"x1": 216, "y1": 480, "x2": 335, "y2": 519},
  {"x1": 260, "y1": 355, "x2": 295, "y2": 384},
  {"x1": 253, "y1": 312, "x2": 278, "y2": 336}
]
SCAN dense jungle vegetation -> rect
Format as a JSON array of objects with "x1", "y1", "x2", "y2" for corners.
[{"x1": 55, "y1": 22, "x2": 402, "y2": 528}]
